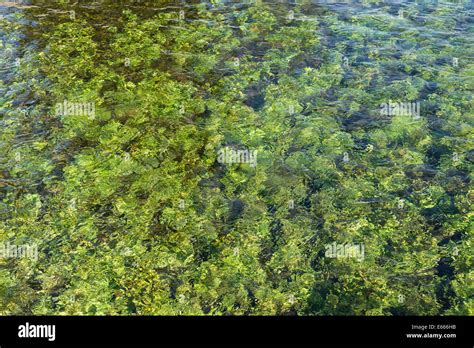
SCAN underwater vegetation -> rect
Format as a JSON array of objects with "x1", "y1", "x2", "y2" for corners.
[{"x1": 0, "y1": 0, "x2": 472, "y2": 315}]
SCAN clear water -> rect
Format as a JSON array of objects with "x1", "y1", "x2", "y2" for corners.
[{"x1": 0, "y1": 1, "x2": 472, "y2": 315}]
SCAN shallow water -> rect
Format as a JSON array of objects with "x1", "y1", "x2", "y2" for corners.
[{"x1": 0, "y1": 1, "x2": 472, "y2": 315}]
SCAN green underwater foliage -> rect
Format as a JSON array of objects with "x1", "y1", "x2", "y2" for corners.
[{"x1": 0, "y1": 0, "x2": 472, "y2": 315}]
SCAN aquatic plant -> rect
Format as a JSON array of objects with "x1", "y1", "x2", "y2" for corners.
[{"x1": 0, "y1": 0, "x2": 472, "y2": 315}]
